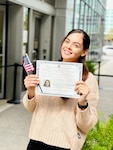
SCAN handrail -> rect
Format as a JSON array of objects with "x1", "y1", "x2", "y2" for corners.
[{"x1": 0, "y1": 63, "x2": 22, "y2": 104}]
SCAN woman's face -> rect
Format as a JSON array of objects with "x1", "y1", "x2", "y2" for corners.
[
  {"x1": 61, "y1": 32, "x2": 87, "y2": 62},
  {"x1": 45, "y1": 80, "x2": 50, "y2": 86}
]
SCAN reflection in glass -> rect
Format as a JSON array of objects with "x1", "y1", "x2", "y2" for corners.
[{"x1": 0, "y1": 11, "x2": 3, "y2": 54}]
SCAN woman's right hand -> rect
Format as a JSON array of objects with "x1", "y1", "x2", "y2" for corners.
[{"x1": 24, "y1": 74, "x2": 39, "y2": 99}]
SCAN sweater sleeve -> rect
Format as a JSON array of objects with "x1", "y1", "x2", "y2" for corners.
[
  {"x1": 22, "y1": 91, "x2": 37, "y2": 112},
  {"x1": 76, "y1": 73, "x2": 99, "y2": 133}
]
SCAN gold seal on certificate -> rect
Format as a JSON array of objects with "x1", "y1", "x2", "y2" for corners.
[{"x1": 36, "y1": 60, "x2": 83, "y2": 98}]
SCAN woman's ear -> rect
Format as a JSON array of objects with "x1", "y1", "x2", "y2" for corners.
[{"x1": 81, "y1": 49, "x2": 88, "y2": 57}]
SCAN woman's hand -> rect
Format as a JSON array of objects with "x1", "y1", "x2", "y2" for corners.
[
  {"x1": 74, "y1": 81, "x2": 90, "y2": 106},
  {"x1": 24, "y1": 74, "x2": 39, "y2": 99}
]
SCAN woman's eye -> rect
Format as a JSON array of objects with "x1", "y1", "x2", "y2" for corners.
[
  {"x1": 73, "y1": 44, "x2": 80, "y2": 48},
  {"x1": 65, "y1": 39, "x2": 69, "y2": 43}
]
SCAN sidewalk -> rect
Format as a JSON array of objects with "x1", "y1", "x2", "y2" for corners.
[
  {"x1": 96, "y1": 56, "x2": 113, "y2": 118},
  {"x1": 0, "y1": 100, "x2": 32, "y2": 150},
  {"x1": 98, "y1": 88, "x2": 113, "y2": 118}
]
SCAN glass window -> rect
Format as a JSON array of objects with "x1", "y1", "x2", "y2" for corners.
[
  {"x1": 0, "y1": 11, "x2": 3, "y2": 54},
  {"x1": 79, "y1": 1, "x2": 85, "y2": 29},
  {"x1": 74, "y1": 0, "x2": 80, "y2": 28},
  {"x1": 23, "y1": 7, "x2": 29, "y2": 55}
]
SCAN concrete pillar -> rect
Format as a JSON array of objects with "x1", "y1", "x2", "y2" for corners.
[
  {"x1": 52, "y1": 0, "x2": 74, "y2": 61},
  {"x1": 7, "y1": 4, "x2": 23, "y2": 101}
]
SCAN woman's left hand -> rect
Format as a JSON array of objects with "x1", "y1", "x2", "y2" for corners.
[{"x1": 74, "y1": 81, "x2": 90, "y2": 105}]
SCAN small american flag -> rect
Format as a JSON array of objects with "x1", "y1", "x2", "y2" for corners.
[{"x1": 23, "y1": 53, "x2": 34, "y2": 73}]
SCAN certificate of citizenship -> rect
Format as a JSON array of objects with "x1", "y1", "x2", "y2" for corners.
[{"x1": 36, "y1": 60, "x2": 83, "y2": 98}]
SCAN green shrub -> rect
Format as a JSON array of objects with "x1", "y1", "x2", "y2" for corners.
[
  {"x1": 86, "y1": 61, "x2": 96, "y2": 74},
  {"x1": 82, "y1": 115, "x2": 113, "y2": 150}
]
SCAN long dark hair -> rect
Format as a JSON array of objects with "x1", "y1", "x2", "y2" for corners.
[{"x1": 60, "y1": 29, "x2": 90, "y2": 81}]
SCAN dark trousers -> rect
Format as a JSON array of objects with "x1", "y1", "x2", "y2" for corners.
[{"x1": 27, "y1": 139, "x2": 70, "y2": 150}]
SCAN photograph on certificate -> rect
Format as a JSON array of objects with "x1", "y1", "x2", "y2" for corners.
[{"x1": 36, "y1": 60, "x2": 83, "y2": 98}]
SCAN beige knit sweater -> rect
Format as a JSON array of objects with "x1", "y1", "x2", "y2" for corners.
[{"x1": 23, "y1": 72, "x2": 99, "y2": 150}]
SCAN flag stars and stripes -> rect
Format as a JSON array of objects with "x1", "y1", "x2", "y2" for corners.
[{"x1": 23, "y1": 62, "x2": 34, "y2": 73}]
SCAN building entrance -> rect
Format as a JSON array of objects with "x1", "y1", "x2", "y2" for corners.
[{"x1": 33, "y1": 17, "x2": 41, "y2": 61}]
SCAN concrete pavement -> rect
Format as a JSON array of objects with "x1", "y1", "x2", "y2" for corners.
[
  {"x1": 95, "y1": 55, "x2": 113, "y2": 118},
  {"x1": 0, "y1": 87, "x2": 113, "y2": 150},
  {"x1": 0, "y1": 56, "x2": 113, "y2": 150},
  {"x1": 0, "y1": 100, "x2": 32, "y2": 150}
]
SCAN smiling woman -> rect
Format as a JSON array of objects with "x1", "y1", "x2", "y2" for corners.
[{"x1": 23, "y1": 29, "x2": 99, "y2": 150}]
